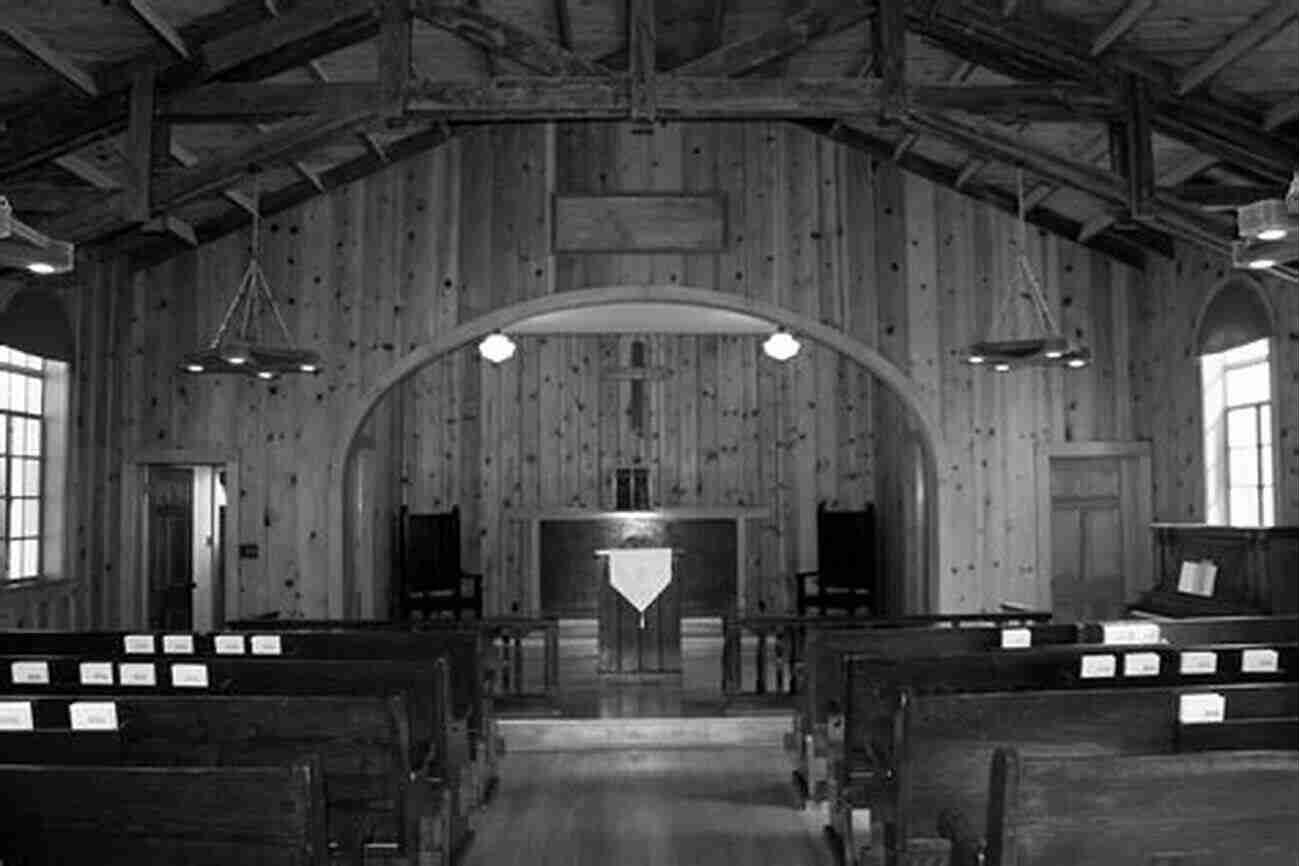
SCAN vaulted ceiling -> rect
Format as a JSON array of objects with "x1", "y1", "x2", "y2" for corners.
[{"x1": 0, "y1": 0, "x2": 1295, "y2": 276}]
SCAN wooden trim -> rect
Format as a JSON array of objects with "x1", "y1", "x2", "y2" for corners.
[{"x1": 327, "y1": 286, "x2": 947, "y2": 620}]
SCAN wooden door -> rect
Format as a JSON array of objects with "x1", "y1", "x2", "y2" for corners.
[
  {"x1": 147, "y1": 466, "x2": 194, "y2": 630},
  {"x1": 1047, "y1": 452, "x2": 1149, "y2": 621}
]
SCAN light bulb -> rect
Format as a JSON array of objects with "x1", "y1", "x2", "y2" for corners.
[
  {"x1": 25, "y1": 263, "x2": 56, "y2": 275},
  {"x1": 966, "y1": 354, "x2": 985, "y2": 365},
  {"x1": 1256, "y1": 228, "x2": 1287, "y2": 241},
  {"x1": 1043, "y1": 349, "x2": 1064, "y2": 359},
  {"x1": 1248, "y1": 257, "x2": 1277, "y2": 270},
  {"x1": 183, "y1": 363, "x2": 205, "y2": 373},
  {"x1": 1066, "y1": 358, "x2": 1088, "y2": 369},
  {"x1": 994, "y1": 362, "x2": 1012, "y2": 373},
  {"x1": 299, "y1": 363, "x2": 319, "y2": 373},
  {"x1": 479, "y1": 332, "x2": 517, "y2": 364},
  {"x1": 762, "y1": 330, "x2": 801, "y2": 361},
  {"x1": 256, "y1": 370, "x2": 275, "y2": 380}
]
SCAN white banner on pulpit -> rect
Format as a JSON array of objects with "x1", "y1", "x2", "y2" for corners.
[{"x1": 595, "y1": 547, "x2": 673, "y2": 628}]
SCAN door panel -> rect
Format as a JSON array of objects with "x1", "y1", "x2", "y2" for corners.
[{"x1": 1049, "y1": 457, "x2": 1129, "y2": 622}]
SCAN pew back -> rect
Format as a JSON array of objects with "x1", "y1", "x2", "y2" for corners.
[{"x1": 985, "y1": 748, "x2": 1299, "y2": 865}]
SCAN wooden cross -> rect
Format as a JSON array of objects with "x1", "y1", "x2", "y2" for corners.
[{"x1": 603, "y1": 339, "x2": 670, "y2": 437}]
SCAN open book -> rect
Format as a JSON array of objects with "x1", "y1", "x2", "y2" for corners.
[{"x1": 1177, "y1": 559, "x2": 1218, "y2": 597}]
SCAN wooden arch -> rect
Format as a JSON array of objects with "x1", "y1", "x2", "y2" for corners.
[{"x1": 327, "y1": 285, "x2": 946, "y2": 618}]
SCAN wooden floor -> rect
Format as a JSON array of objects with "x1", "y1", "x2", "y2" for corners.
[{"x1": 462, "y1": 748, "x2": 834, "y2": 866}]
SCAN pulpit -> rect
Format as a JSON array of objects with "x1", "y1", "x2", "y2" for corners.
[{"x1": 596, "y1": 545, "x2": 681, "y2": 674}]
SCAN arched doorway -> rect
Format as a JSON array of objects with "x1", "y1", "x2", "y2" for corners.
[{"x1": 327, "y1": 285, "x2": 946, "y2": 618}]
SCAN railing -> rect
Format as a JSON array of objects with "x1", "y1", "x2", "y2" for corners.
[
  {"x1": 722, "y1": 611, "x2": 1054, "y2": 697},
  {"x1": 0, "y1": 579, "x2": 79, "y2": 629},
  {"x1": 478, "y1": 616, "x2": 559, "y2": 704}
]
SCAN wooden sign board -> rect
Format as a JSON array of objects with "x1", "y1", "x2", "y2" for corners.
[{"x1": 553, "y1": 194, "x2": 727, "y2": 253}]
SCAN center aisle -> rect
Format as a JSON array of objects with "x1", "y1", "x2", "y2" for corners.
[{"x1": 461, "y1": 747, "x2": 835, "y2": 866}]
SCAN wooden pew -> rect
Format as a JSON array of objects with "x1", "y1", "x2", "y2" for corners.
[
  {"x1": 0, "y1": 759, "x2": 328, "y2": 865},
  {"x1": 0, "y1": 693, "x2": 449, "y2": 865},
  {"x1": 0, "y1": 653, "x2": 479, "y2": 855},
  {"x1": 881, "y1": 683, "x2": 1298, "y2": 866},
  {"x1": 828, "y1": 643, "x2": 1297, "y2": 865},
  {"x1": 983, "y1": 748, "x2": 1299, "y2": 865}
]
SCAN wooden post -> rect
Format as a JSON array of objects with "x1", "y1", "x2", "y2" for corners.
[
  {"x1": 124, "y1": 66, "x2": 157, "y2": 224},
  {"x1": 629, "y1": 0, "x2": 657, "y2": 124},
  {"x1": 876, "y1": 0, "x2": 906, "y2": 121}
]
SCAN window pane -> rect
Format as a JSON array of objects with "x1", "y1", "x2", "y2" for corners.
[
  {"x1": 0, "y1": 458, "x2": 6, "y2": 497},
  {"x1": 25, "y1": 377, "x2": 40, "y2": 415},
  {"x1": 8, "y1": 543, "x2": 20, "y2": 580},
  {"x1": 16, "y1": 459, "x2": 38, "y2": 497},
  {"x1": 21, "y1": 539, "x2": 37, "y2": 578},
  {"x1": 1225, "y1": 361, "x2": 1270, "y2": 406},
  {"x1": 1261, "y1": 404, "x2": 1272, "y2": 444},
  {"x1": 9, "y1": 500, "x2": 23, "y2": 537},
  {"x1": 22, "y1": 500, "x2": 38, "y2": 537},
  {"x1": 1229, "y1": 447, "x2": 1259, "y2": 486},
  {"x1": 13, "y1": 419, "x2": 38, "y2": 457},
  {"x1": 1263, "y1": 490, "x2": 1275, "y2": 526},
  {"x1": 0, "y1": 374, "x2": 13, "y2": 412},
  {"x1": 1229, "y1": 487, "x2": 1260, "y2": 527},
  {"x1": 1262, "y1": 453, "x2": 1274, "y2": 486},
  {"x1": 1227, "y1": 408, "x2": 1259, "y2": 448}
]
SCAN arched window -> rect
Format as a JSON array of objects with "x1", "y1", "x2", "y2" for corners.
[
  {"x1": 0, "y1": 287, "x2": 73, "y2": 581},
  {"x1": 1196, "y1": 277, "x2": 1276, "y2": 527}
]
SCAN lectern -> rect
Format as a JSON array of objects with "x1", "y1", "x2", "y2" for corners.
[{"x1": 596, "y1": 545, "x2": 682, "y2": 674}]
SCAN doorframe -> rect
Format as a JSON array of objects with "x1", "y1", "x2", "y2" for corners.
[
  {"x1": 1035, "y1": 441, "x2": 1153, "y2": 612},
  {"x1": 120, "y1": 449, "x2": 239, "y2": 630}
]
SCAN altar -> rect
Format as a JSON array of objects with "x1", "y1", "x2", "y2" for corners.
[{"x1": 523, "y1": 507, "x2": 768, "y2": 675}]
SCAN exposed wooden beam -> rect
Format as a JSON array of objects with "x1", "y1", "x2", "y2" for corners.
[
  {"x1": 800, "y1": 119, "x2": 1161, "y2": 268},
  {"x1": 128, "y1": 123, "x2": 458, "y2": 270},
  {"x1": 1169, "y1": 182, "x2": 1285, "y2": 208},
  {"x1": 954, "y1": 157, "x2": 987, "y2": 190},
  {"x1": 1078, "y1": 211, "x2": 1119, "y2": 243},
  {"x1": 46, "y1": 111, "x2": 371, "y2": 242},
  {"x1": 0, "y1": 0, "x2": 381, "y2": 182},
  {"x1": 52, "y1": 155, "x2": 121, "y2": 190},
  {"x1": 672, "y1": 0, "x2": 873, "y2": 77},
  {"x1": 164, "y1": 83, "x2": 384, "y2": 121},
  {"x1": 358, "y1": 132, "x2": 390, "y2": 163},
  {"x1": 0, "y1": 21, "x2": 99, "y2": 97},
  {"x1": 379, "y1": 0, "x2": 413, "y2": 109},
  {"x1": 1264, "y1": 94, "x2": 1298, "y2": 131},
  {"x1": 124, "y1": 0, "x2": 191, "y2": 59},
  {"x1": 1175, "y1": 0, "x2": 1298, "y2": 96},
  {"x1": 142, "y1": 215, "x2": 198, "y2": 246},
  {"x1": 223, "y1": 188, "x2": 259, "y2": 215},
  {"x1": 1121, "y1": 76, "x2": 1154, "y2": 220},
  {"x1": 1159, "y1": 152, "x2": 1220, "y2": 187},
  {"x1": 404, "y1": 77, "x2": 1115, "y2": 121},
  {"x1": 167, "y1": 140, "x2": 200, "y2": 168},
  {"x1": 553, "y1": 0, "x2": 573, "y2": 49},
  {"x1": 902, "y1": 110, "x2": 1233, "y2": 255},
  {"x1": 908, "y1": 2, "x2": 1295, "y2": 185},
  {"x1": 413, "y1": 1, "x2": 607, "y2": 75},
  {"x1": 292, "y1": 162, "x2": 328, "y2": 192},
  {"x1": 124, "y1": 66, "x2": 158, "y2": 224},
  {"x1": 1089, "y1": 0, "x2": 1155, "y2": 57},
  {"x1": 629, "y1": 0, "x2": 657, "y2": 123},
  {"x1": 876, "y1": 0, "x2": 906, "y2": 120}
]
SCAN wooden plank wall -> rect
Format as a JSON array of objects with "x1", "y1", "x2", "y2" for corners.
[
  {"x1": 1132, "y1": 244, "x2": 1300, "y2": 525},
  {"x1": 9, "y1": 119, "x2": 1267, "y2": 627}
]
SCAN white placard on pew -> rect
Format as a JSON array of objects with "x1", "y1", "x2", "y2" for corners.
[
  {"x1": 1000, "y1": 628, "x2": 1032, "y2": 649},
  {"x1": 1123, "y1": 652, "x2": 1161, "y2": 677},
  {"x1": 10, "y1": 661, "x2": 49, "y2": 685},
  {"x1": 1241, "y1": 648, "x2": 1279, "y2": 673},
  {"x1": 78, "y1": 662, "x2": 114, "y2": 685},
  {"x1": 214, "y1": 634, "x2": 246, "y2": 655},
  {"x1": 0, "y1": 701, "x2": 34, "y2": 731},
  {"x1": 1080, "y1": 654, "x2": 1117, "y2": 678},
  {"x1": 250, "y1": 635, "x2": 282, "y2": 656},
  {"x1": 162, "y1": 634, "x2": 194, "y2": 654},
  {"x1": 69, "y1": 701, "x2": 118, "y2": 731},
  {"x1": 1179, "y1": 692, "x2": 1226, "y2": 724},
  {"x1": 122, "y1": 634, "x2": 155, "y2": 654},
  {"x1": 1100, "y1": 621, "x2": 1162, "y2": 646},
  {"x1": 117, "y1": 663, "x2": 157, "y2": 687},
  {"x1": 1180, "y1": 651, "x2": 1218, "y2": 675},
  {"x1": 170, "y1": 663, "x2": 209, "y2": 688}
]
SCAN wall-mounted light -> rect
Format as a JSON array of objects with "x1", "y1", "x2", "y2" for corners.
[
  {"x1": 762, "y1": 329, "x2": 801, "y2": 361},
  {"x1": 0, "y1": 197, "x2": 74, "y2": 276},
  {"x1": 478, "y1": 331, "x2": 517, "y2": 364}
]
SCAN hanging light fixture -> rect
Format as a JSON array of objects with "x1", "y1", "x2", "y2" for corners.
[
  {"x1": 1231, "y1": 170, "x2": 1298, "y2": 272},
  {"x1": 961, "y1": 170, "x2": 1090, "y2": 372},
  {"x1": 180, "y1": 173, "x2": 321, "y2": 379},
  {"x1": 478, "y1": 331, "x2": 516, "y2": 364},
  {"x1": 762, "y1": 329, "x2": 801, "y2": 361},
  {"x1": 0, "y1": 197, "x2": 74, "y2": 275}
]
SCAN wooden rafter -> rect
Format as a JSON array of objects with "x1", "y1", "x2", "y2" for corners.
[
  {"x1": 0, "y1": 21, "x2": 99, "y2": 97},
  {"x1": 163, "y1": 83, "x2": 383, "y2": 121},
  {"x1": 413, "y1": 1, "x2": 607, "y2": 75},
  {"x1": 629, "y1": 0, "x2": 657, "y2": 123},
  {"x1": 908, "y1": 1, "x2": 1295, "y2": 185},
  {"x1": 127, "y1": 123, "x2": 459, "y2": 271},
  {"x1": 1175, "y1": 0, "x2": 1298, "y2": 96},
  {"x1": 1089, "y1": 0, "x2": 1156, "y2": 57},
  {"x1": 124, "y1": 0, "x2": 191, "y2": 59},
  {"x1": 0, "y1": 0, "x2": 381, "y2": 182},
  {"x1": 800, "y1": 119, "x2": 1161, "y2": 268},
  {"x1": 553, "y1": 0, "x2": 573, "y2": 50},
  {"x1": 52, "y1": 155, "x2": 120, "y2": 190},
  {"x1": 124, "y1": 66, "x2": 158, "y2": 224},
  {"x1": 379, "y1": 0, "x2": 413, "y2": 109},
  {"x1": 876, "y1": 0, "x2": 906, "y2": 120},
  {"x1": 44, "y1": 112, "x2": 372, "y2": 242},
  {"x1": 671, "y1": 0, "x2": 873, "y2": 77}
]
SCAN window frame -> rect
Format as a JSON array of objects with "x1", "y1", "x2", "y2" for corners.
[
  {"x1": 0, "y1": 349, "x2": 47, "y2": 581},
  {"x1": 1200, "y1": 337, "x2": 1277, "y2": 528}
]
